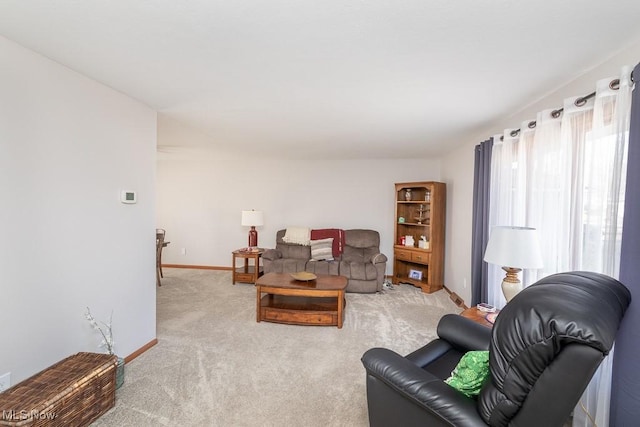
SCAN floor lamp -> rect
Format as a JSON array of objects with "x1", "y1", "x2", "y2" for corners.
[{"x1": 483, "y1": 226, "x2": 543, "y2": 302}]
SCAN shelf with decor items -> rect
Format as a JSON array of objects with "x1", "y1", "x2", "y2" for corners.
[{"x1": 393, "y1": 181, "x2": 446, "y2": 293}]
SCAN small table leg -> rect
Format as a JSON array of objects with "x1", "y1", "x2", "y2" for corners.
[
  {"x1": 256, "y1": 286, "x2": 261, "y2": 323},
  {"x1": 337, "y1": 290, "x2": 344, "y2": 329},
  {"x1": 232, "y1": 253, "x2": 236, "y2": 285},
  {"x1": 252, "y1": 258, "x2": 257, "y2": 283}
]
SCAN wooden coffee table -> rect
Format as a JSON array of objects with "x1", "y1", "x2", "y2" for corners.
[{"x1": 255, "y1": 273, "x2": 348, "y2": 328}]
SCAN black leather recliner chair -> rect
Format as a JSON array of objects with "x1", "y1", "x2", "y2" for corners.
[{"x1": 361, "y1": 271, "x2": 631, "y2": 427}]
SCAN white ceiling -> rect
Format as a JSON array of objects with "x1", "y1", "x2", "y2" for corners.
[{"x1": 2, "y1": 1, "x2": 640, "y2": 159}]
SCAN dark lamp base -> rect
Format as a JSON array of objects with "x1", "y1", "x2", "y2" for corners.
[{"x1": 248, "y1": 227, "x2": 258, "y2": 248}]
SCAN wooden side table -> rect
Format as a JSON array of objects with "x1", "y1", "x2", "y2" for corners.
[
  {"x1": 232, "y1": 248, "x2": 264, "y2": 284},
  {"x1": 460, "y1": 307, "x2": 498, "y2": 328}
]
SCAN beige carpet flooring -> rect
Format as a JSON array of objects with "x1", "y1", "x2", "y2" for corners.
[{"x1": 92, "y1": 268, "x2": 461, "y2": 426}]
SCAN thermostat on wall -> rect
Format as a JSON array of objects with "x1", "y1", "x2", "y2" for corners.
[{"x1": 121, "y1": 190, "x2": 137, "y2": 204}]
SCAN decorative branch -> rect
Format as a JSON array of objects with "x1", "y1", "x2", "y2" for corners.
[{"x1": 85, "y1": 307, "x2": 114, "y2": 355}]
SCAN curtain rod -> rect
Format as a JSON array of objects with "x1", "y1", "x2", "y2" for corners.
[{"x1": 501, "y1": 70, "x2": 635, "y2": 140}]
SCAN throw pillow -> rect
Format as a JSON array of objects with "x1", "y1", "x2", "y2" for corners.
[
  {"x1": 310, "y1": 228, "x2": 345, "y2": 257},
  {"x1": 310, "y1": 238, "x2": 334, "y2": 261},
  {"x1": 444, "y1": 350, "x2": 490, "y2": 397}
]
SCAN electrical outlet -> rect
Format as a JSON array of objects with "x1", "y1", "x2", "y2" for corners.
[
  {"x1": 0, "y1": 372, "x2": 11, "y2": 392},
  {"x1": 463, "y1": 278, "x2": 468, "y2": 289},
  {"x1": 449, "y1": 292, "x2": 465, "y2": 307},
  {"x1": 180, "y1": 248, "x2": 186, "y2": 255}
]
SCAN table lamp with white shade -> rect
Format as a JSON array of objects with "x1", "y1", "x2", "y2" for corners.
[
  {"x1": 241, "y1": 210, "x2": 264, "y2": 248},
  {"x1": 483, "y1": 226, "x2": 543, "y2": 302}
]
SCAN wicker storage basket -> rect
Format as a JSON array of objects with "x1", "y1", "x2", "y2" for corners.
[{"x1": 0, "y1": 352, "x2": 117, "y2": 426}]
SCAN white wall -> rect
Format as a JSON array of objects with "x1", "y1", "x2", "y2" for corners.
[
  {"x1": 441, "y1": 41, "x2": 640, "y2": 305},
  {"x1": 440, "y1": 144, "x2": 476, "y2": 303},
  {"x1": 157, "y1": 117, "x2": 441, "y2": 273},
  {"x1": 0, "y1": 36, "x2": 157, "y2": 384}
]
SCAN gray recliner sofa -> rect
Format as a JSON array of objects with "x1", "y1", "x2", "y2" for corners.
[{"x1": 262, "y1": 229, "x2": 387, "y2": 293}]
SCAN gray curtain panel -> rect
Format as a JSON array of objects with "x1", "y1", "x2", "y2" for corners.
[
  {"x1": 610, "y1": 63, "x2": 640, "y2": 426},
  {"x1": 471, "y1": 138, "x2": 493, "y2": 306}
]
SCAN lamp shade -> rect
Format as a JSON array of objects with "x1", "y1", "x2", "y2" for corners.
[
  {"x1": 241, "y1": 210, "x2": 264, "y2": 227},
  {"x1": 483, "y1": 226, "x2": 543, "y2": 269}
]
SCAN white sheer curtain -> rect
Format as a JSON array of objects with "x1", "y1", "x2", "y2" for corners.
[
  {"x1": 486, "y1": 66, "x2": 633, "y2": 426},
  {"x1": 569, "y1": 68, "x2": 632, "y2": 427}
]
